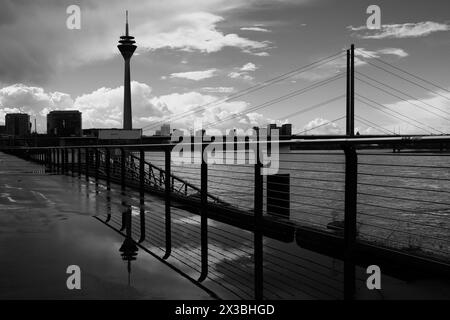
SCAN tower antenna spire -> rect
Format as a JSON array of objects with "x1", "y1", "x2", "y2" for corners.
[{"x1": 125, "y1": 10, "x2": 129, "y2": 36}]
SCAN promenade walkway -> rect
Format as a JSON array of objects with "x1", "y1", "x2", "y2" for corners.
[
  {"x1": 0, "y1": 152, "x2": 212, "y2": 299},
  {"x1": 1, "y1": 151, "x2": 449, "y2": 300}
]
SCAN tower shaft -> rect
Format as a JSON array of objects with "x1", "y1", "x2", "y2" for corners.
[{"x1": 123, "y1": 59, "x2": 132, "y2": 130}]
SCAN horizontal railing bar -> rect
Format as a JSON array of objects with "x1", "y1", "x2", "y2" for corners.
[{"x1": 2, "y1": 134, "x2": 450, "y2": 150}]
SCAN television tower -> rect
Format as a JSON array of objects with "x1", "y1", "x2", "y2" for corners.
[{"x1": 117, "y1": 10, "x2": 137, "y2": 130}]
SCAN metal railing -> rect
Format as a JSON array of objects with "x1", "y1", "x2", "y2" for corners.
[{"x1": 2, "y1": 135, "x2": 450, "y2": 300}]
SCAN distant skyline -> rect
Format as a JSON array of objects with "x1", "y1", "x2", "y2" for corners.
[{"x1": 0, "y1": 0, "x2": 449, "y2": 135}]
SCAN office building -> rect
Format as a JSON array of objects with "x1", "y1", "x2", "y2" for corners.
[
  {"x1": 281, "y1": 124, "x2": 292, "y2": 136},
  {"x1": 47, "y1": 110, "x2": 82, "y2": 137},
  {"x1": 5, "y1": 113, "x2": 31, "y2": 137},
  {"x1": 160, "y1": 124, "x2": 171, "y2": 136}
]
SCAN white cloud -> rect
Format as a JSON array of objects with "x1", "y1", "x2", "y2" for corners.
[
  {"x1": 380, "y1": 91, "x2": 450, "y2": 134},
  {"x1": 296, "y1": 47, "x2": 408, "y2": 81},
  {"x1": 228, "y1": 62, "x2": 258, "y2": 81},
  {"x1": 301, "y1": 118, "x2": 343, "y2": 135},
  {"x1": 0, "y1": 1, "x2": 273, "y2": 84},
  {"x1": 252, "y1": 52, "x2": 270, "y2": 57},
  {"x1": 1, "y1": 81, "x2": 272, "y2": 133},
  {"x1": 201, "y1": 87, "x2": 235, "y2": 93},
  {"x1": 355, "y1": 47, "x2": 409, "y2": 59},
  {"x1": 240, "y1": 62, "x2": 258, "y2": 72},
  {"x1": 348, "y1": 21, "x2": 450, "y2": 39},
  {"x1": 74, "y1": 81, "x2": 165, "y2": 129},
  {"x1": 374, "y1": 48, "x2": 409, "y2": 58},
  {"x1": 169, "y1": 68, "x2": 218, "y2": 81},
  {"x1": 139, "y1": 12, "x2": 271, "y2": 54},
  {"x1": 0, "y1": 83, "x2": 73, "y2": 129},
  {"x1": 228, "y1": 71, "x2": 254, "y2": 81},
  {"x1": 240, "y1": 27, "x2": 271, "y2": 32}
]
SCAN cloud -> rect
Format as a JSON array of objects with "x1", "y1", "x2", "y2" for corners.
[
  {"x1": 0, "y1": 0, "x2": 272, "y2": 85},
  {"x1": 374, "y1": 48, "x2": 409, "y2": 58},
  {"x1": 0, "y1": 83, "x2": 73, "y2": 129},
  {"x1": 355, "y1": 47, "x2": 409, "y2": 59},
  {"x1": 252, "y1": 52, "x2": 270, "y2": 57},
  {"x1": 377, "y1": 90, "x2": 450, "y2": 134},
  {"x1": 348, "y1": 21, "x2": 450, "y2": 39},
  {"x1": 240, "y1": 27, "x2": 271, "y2": 32},
  {"x1": 228, "y1": 62, "x2": 258, "y2": 81},
  {"x1": 240, "y1": 62, "x2": 258, "y2": 72},
  {"x1": 296, "y1": 47, "x2": 408, "y2": 81},
  {"x1": 228, "y1": 72, "x2": 254, "y2": 81},
  {"x1": 138, "y1": 12, "x2": 270, "y2": 54},
  {"x1": 300, "y1": 118, "x2": 343, "y2": 135},
  {"x1": 169, "y1": 69, "x2": 218, "y2": 81},
  {"x1": 201, "y1": 87, "x2": 235, "y2": 93},
  {"x1": 1, "y1": 81, "x2": 272, "y2": 133}
]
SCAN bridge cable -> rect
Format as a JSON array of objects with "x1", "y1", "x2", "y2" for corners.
[
  {"x1": 356, "y1": 75, "x2": 450, "y2": 122},
  {"x1": 202, "y1": 74, "x2": 345, "y2": 130},
  {"x1": 141, "y1": 51, "x2": 346, "y2": 132},
  {"x1": 355, "y1": 49, "x2": 450, "y2": 95},
  {"x1": 356, "y1": 95, "x2": 439, "y2": 134}
]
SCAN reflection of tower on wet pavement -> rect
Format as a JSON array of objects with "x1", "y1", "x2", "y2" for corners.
[{"x1": 119, "y1": 202, "x2": 138, "y2": 285}]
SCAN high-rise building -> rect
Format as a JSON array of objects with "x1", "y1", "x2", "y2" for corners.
[
  {"x1": 267, "y1": 123, "x2": 278, "y2": 132},
  {"x1": 5, "y1": 113, "x2": 31, "y2": 137},
  {"x1": 160, "y1": 124, "x2": 171, "y2": 136},
  {"x1": 266, "y1": 123, "x2": 278, "y2": 136},
  {"x1": 281, "y1": 124, "x2": 292, "y2": 136},
  {"x1": 118, "y1": 11, "x2": 137, "y2": 130},
  {"x1": 47, "y1": 110, "x2": 82, "y2": 137}
]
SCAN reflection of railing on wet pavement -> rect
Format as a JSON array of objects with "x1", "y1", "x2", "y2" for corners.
[{"x1": 3, "y1": 135, "x2": 450, "y2": 299}]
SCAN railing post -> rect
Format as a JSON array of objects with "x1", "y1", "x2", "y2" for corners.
[
  {"x1": 105, "y1": 148, "x2": 111, "y2": 190},
  {"x1": 65, "y1": 149, "x2": 68, "y2": 174},
  {"x1": 95, "y1": 147, "x2": 99, "y2": 182},
  {"x1": 56, "y1": 149, "x2": 60, "y2": 174},
  {"x1": 198, "y1": 140, "x2": 208, "y2": 282},
  {"x1": 71, "y1": 148, "x2": 75, "y2": 176},
  {"x1": 48, "y1": 149, "x2": 52, "y2": 172},
  {"x1": 121, "y1": 147, "x2": 126, "y2": 190},
  {"x1": 62, "y1": 149, "x2": 66, "y2": 174},
  {"x1": 163, "y1": 147, "x2": 172, "y2": 259},
  {"x1": 50, "y1": 148, "x2": 56, "y2": 172},
  {"x1": 254, "y1": 130, "x2": 264, "y2": 300},
  {"x1": 85, "y1": 147, "x2": 89, "y2": 181},
  {"x1": 139, "y1": 148, "x2": 145, "y2": 199},
  {"x1": 343, "y1": 144, "x2": 358, "y2": 300},
  {"x1": 78, "y1": 148, "x2": 81, "y2": 177},
  {"x1": 139, "y1": 204, "x2": 146, "y2": 243}
]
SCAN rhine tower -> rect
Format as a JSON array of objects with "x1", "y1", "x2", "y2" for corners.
[{"x1": 117, "y1": 11, "x2": 136, "y2": 130}]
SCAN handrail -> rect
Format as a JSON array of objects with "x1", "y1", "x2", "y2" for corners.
[
  {"x1": 127, "y1": 153, "x2": 224, "y2": 204},
  {"x1": 1, "y1": 135, "x2": 449, "y2": 151}
]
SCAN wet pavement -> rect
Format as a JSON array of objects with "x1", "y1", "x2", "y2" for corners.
[
  {"x1": 1, "y1": 151, "x2": 450, "y2": 300},
  {"x1": 0, "y1": 152, "x2": 212, "y2": 299}
]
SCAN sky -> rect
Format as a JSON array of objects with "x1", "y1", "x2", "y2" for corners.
[{"x1": 0, "y1": 0, "x2": 449, "y2": 135}]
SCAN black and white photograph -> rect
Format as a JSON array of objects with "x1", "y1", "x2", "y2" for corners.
[{"x1": 0, "y1": 0, "x2": 449, "y2": 314}]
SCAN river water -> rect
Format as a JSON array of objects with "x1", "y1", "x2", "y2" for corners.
[{"x1": 144, "y1": 149, "x2": 450, "y2": 262}]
